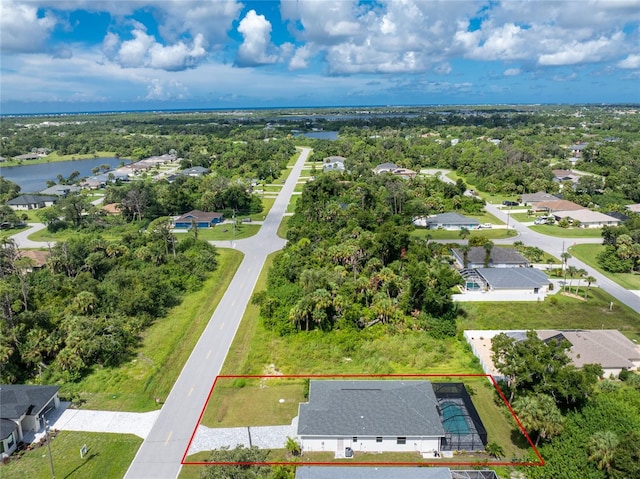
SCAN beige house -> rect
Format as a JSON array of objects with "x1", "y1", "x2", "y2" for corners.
[{"x1": 465, "y1": 329, "x2": 640, "y2": 380}]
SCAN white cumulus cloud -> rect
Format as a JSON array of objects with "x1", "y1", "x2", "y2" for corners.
[
  {"x1": 504, "y1": 68, "x2": 521, "y2": 76},
  {"x1": 236, "y1": 10, "x2": 278, "y2": 67},
  {"x1": 0, "y1": 0, "x2": 59, "y2": 53},
  {"x1": 617, "y1": 53, "x2": 640, "y2": 69},
  {"x1": 104, "y1": 23, "x2": 207, "y2": 71}
]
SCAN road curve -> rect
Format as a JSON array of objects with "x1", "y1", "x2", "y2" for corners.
[
  {"x1": 485, "y1": 203, "x2": 640, "y2": 314},
  {"x1": 124, "y1": 147, "x2": 311, "y2": 479}
]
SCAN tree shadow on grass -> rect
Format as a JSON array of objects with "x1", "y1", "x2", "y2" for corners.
[{"x1": 63, "y1": 452, "x2": 98, "y2": 479}]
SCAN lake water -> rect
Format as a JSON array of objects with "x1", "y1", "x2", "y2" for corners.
[
  {"x1": 294, "y1": 131, "x2": 339, "y2": 140},
  {"x1": 0, "y1": 157, "x2": 129, "y2": 193}
]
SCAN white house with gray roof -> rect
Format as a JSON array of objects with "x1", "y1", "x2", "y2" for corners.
[
  {"x1": 417, "y1": 213, "x2": 480, "y2": 230},
  {"x1": 297, "y1": 380, "x2": 445, "y2": 456}
]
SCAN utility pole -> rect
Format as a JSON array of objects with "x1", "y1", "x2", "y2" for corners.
[{"x1": 45, "y1": 420, "x2": 55, "y2": 478}]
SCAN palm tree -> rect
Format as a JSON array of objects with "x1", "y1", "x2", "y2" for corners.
[
  {"x1": 459, "y1": 227, "x2": 470, "y2": 240},
  {"x1": 584, "y1": 276, "x2": 596, "y2": 299},
  {"x1": 565, "y1": 265, "x2": 577, "y2": 292},
  {"x1": 483, "y1": 241, "x2": 494, "y2": 268},
  {"x1": 574, "y1": 268, "x2": 587, "y2": 295},
  {"x1": 588, "y1": 430, "x2": 619, "y2": 474},
  {"x1": 485, "y1": 441, "x2": 504, "y2": 459},
  {"x1": 459, "y1": 244, "x2": 471, "y2": 269}
]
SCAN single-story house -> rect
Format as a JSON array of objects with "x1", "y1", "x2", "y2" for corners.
[
  {"x1": 625, "y1": 203, "x2": 640, "y2": 214},
  {"x1": 1, "y1": 385, "x2": 60, "y2": 458},
  {"x1": 295, "y1": 467, "x2": 463, "y2": 479},
  {"x1": 372, "y1": 162, "x2": 398, "y2": 174},
  {"x1": 13, "y1": 153, "x2": 40, "y2": 160},
  {"x1": 81, "y1": 171, "x2": 129, "y2": 189},
  {"x1": 419, "y1": 213, "x2": 480, "y2": 230},
  {"x1": 323, "y1": 156, "x2": 346, "y2": 173},
  {"x1": 18, "y1": 250, "x2": 49, "y2": 271},
  {"x1": 101, "y1": 203, "x2": 122, "y2": 215},
  {"x1": 552, "y1": 209, "x2": 622, "y2": 228},
  {"x1": 465, "y1": 329, "x2": 640, "y2": 380},
  {"x1": 297, "y1": 380, "x2": 445, "y2": 456},
  {"x1": 173, "y1": 210, "x2": 224, "y2": 228},
  {"x1": 465, "y1": 268, "x2": 551, "y2": 294},
  {"x1": 532, "y1": 199, "x2": 583, "y2": 213},
  {"x1": 451, "y1": 247, "x2": 529, "y2": 269},
  {"x1": 39, "y1": 185, "x2": 81, "y2": 197},
  {"x1": 552, "y1": 169, "x2": 580, "y2": 185},
  {"x1": 569, "y1": 142, "x2": 588, "y2": 157},
  {"x1": 520, "y1": 192, "x2": 560, "y2": 206},
  {"x1": 6, "y1": 195, "x2": 57, "y2": 210},
  {"x1": 178, "y1": 166, "x2": 210, "y2": 177}
]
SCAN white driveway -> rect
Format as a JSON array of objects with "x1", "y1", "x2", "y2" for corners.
[{"x1": 48, "y1": 402, "x2": 161, "y2": 439}]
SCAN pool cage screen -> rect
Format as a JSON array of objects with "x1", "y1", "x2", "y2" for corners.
[{"x1": 432, "y1": 382, "x2": 488, "y2": 452}]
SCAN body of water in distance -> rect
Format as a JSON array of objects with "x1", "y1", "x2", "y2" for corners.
[{"x1": 0, "y1": 157, "x2": 129, "y2": 193}]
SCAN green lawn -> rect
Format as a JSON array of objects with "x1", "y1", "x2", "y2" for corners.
[
  {"x1": 201, "y1": 380, "x2": 305, "y2": 428},
  {"x1": 569, "y1": 243, "x2": 640, "y2": 290},
  {"x1": 412, "y1": 228, "x2": 518, "y2": 241},
  {"x1": 179, "y1": 224, "x2": 260, "y2": 242},
  {"x1": 1, "y1": 431, "x2": 141, "y2": 479},
  {"x1": 459, "y1": 288, "x2": 640, "y2": 342},
  {"x1": 1, "y1": 151, "x2": 125, "y2": 167},
  {"x1": 468, "y1": 212, "x2": 505, "y2": 225},
  {"x1": 511, "y1": 213, "x2": 536, "y2": 222},
  {"x1": 60, "y1": 248, "x2": 244, "y2": 411},
  {"x1": 529, "y1": 225, "x2": 603, "y2": 238},
  {"x1": 277, "y1": 216, "x2": 290, "y2": 239}
]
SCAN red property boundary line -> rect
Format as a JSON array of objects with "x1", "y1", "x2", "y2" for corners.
[{"x1": 181, "y1": 373, "x2": 544, "y2": 468}]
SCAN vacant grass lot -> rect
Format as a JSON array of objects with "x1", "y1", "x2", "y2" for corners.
[
  {"x1": 529, "y1": 225, "x2": 603, "y2": 238},
  {"x1": 1, "y1": 431, "x2": 141, "y2": 479},
  {"x1": 60, "y1": 249, "x2": 243, "y2": 411},
  {"x1": 202, "y1": 380, "x2": 306, "y2": 428},
  {"x1": 177, "y1": 224, "x2": 260, "y2": 242},
  {"x1": 570, "y1": 243, "x2": 640, "y2": 290},
  {"x1": 412, "y1": 228, "x2": 517, "y2": 241},
  {"x1": 459, "y1": 288, "x2": 640, "y2": 342}
]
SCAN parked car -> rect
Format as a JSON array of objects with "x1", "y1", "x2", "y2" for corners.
[
  {"x1": 502, "y1": 200, "x2": 519, "y2": 206},
  {"x1": 479, "y1": 223, "x2": 493, "y2": 229},
  {"x1": 241, "y1": 217, "x2": 252, "y2": 223}
]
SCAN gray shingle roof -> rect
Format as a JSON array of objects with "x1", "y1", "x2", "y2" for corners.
[
  {"x1": 426, "y1": 213, "x2": 480, "y2": 226},
  {"x1": 39, "y1": 185, "x2": 80, "y2": 196},
  {"x1": 0, "y1": 384, "x2": 59, "y2": 420},
  {"x1": 6, "y1": 195, "x2": 57, "y2": 205},
  {"x1": 297, "y1": 380, "x2": 445, "y2": 437},
  {"x1": 295, "y1": 466, "x2": 453, "y2": 479},
  {"x1": 475, "y1": 268, "x2": 550, "y2": 289},
  {"x1": 452, "y1": 247, "x2": 529, "y2": 266},
  {"x1": 0, "y1": 418, "x2": 18, "y2": 440}
]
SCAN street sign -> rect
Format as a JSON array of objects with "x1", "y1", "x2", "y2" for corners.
[{"x1": 80, "y1": 444, "x2": 88, "y2": 459}]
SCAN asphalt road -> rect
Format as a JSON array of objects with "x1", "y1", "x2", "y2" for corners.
[
  {"x1": 485, "y1": 203, "x2": 640, "y2": 314},
  {"x1": 124, "y1": 147, "x2": 310, "y2": 479}
]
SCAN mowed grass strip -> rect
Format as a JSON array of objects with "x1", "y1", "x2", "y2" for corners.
[
  {"x1": 412, "y1": 228, "x2": 517, "y2": 240},
  {"x1": 570, "y1": 243, "x2": 640, "y2": 290},
  {"x1": 1, "y1": 431, "x2": 141, "y2": 479},
  {"x1": 201, "y1": 380, "x2": 306, "y2": 428},
  {"x1": 60, "y1": 248, "x2": 244, "y2": 411},
  {"x1": 529, "y1": 225, "x2": 603, "y2": 238}
]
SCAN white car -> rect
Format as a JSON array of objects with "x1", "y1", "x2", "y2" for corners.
[{"x1": 479, "y1": 223, "x2": 493, "y2": 229}]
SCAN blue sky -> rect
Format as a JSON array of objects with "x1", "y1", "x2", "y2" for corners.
[{"x1": 1, "y1": 0, "x2": 639, "y2": 114}]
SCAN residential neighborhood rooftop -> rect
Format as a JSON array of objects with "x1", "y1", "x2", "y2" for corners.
[
  {"x1": 297, "y1": 380, "x2": 445, "y2": 438},
  {"x1": 475, "y1": 268, "x2": 551, "y2": 289},
  {"x1": 295, "y1": 466, "x2": 453, "y2": 479}
]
